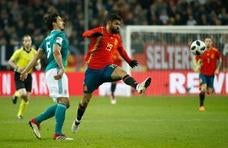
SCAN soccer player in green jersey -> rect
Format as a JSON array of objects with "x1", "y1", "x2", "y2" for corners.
[{"x1": 20, "y1": 9, "x2": 73, "y2": 140}]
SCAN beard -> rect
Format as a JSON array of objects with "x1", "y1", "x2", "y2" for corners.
[{"x1": 111, "y1": 27, "x2": 120, "y2": 34}]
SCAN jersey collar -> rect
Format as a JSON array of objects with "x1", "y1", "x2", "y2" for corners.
[{"x1": 23, "y1": 47, "x2": 31, "y2": 53}]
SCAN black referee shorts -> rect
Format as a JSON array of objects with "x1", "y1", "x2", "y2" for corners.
[{"x1": 14, "y1": 72, "x2": 32, "y2": 92}]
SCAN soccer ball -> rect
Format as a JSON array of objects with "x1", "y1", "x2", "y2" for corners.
[{"x1": 190, "y1": 40, "x2": 206, "y2": 55}]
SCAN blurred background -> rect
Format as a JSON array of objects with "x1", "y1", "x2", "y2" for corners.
[
  {"x1": 1, "y1": 0, "x2": 228, "y2": 70},
  {"x1": 0, "y1": 0, "x2": 228, "y2": 96}
]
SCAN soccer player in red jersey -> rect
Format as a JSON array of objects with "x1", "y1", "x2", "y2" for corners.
[
  {"x1": 72, "y1": 12, "x2": 151, "y2": 132},
  {"x1": 195, "y1": 37, "x2": 222, "y2": 111}
]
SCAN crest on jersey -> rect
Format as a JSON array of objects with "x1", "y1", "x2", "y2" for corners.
[
  {"x1": 56, "y1": 37, "x2": 63, "y2": 45},
  {"x1": 211, "y1": 54, "x2": 215, "y2": 59}
]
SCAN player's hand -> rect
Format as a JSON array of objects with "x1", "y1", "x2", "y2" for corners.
[
  {"x1": 20, "y1": 71, "x2": 28, "y2": 81},
  {"x1": 129, "y1": 60, "x2": 138, "y2": 68},
  {"x1": 15, "y1": 67, "x2": 24, "y2": 73},
  {"x1": 92, "y1": 32, "x2": 103, "y2": 37},
  {"x1": 18, "y1": 67, "x2": 25, "y2": 73},
  {"x1": 54, "y1": 68, "x2": 64, "y2": 80},
  {"x1": 215, "y1": 69, "x2": 219, "y2": 75}
]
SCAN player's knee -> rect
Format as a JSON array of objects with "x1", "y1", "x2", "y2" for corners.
[
  {"x1": 83, "y1": 84, "x2": 91, "y2": 94},
  {"x1": 201, "y1": 86, "x2": 207, "y2": 93},
  {"x1": 200, "y1": 91, "x2": 205, "y2": 95},
  {"x1": 57, "y1": 97, "x2": 70, "y2": 108},
  {"x1": 82, "y1": 99, "x2": 90, "y2": 106},
  {"x1": 21, "y1": 94, "x2": 29, "y2": 102},
  {"x1": 63, "y1": 102, "x2": 70, "y2": 109},
  {"x1": 119, "y1": 70, "x2": 128, "y2": 78},
  {"x1": 18, "y1": 89, "x2": 26, "y2": 95},
  {"x1": 80, "y1": 101, "x2": 88, "y2": 108},
  {"x1": 113, "y1": 67, "x2": 127, "y2": 78}
]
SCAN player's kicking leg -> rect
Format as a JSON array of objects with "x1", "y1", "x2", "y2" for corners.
[
  {"x1": 136, "y1": 77, "x2": 151, "y2": 94},
  {"x1": 72, "y1": 65, "x2": 152, "y2": 134},
  {"x1": 112, "y1": 66, "x2": 151, "y2": 94}
]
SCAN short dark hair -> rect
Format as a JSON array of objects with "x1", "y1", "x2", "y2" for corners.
[
  {"x1": 204, "y1": 36, "x2": 215, "y2": 42},
  {"x1": 22, "y1": 34, "x2": 31, "y2": 41},
  {"x1": 43, "y1": 7, "x2": 59, "y2": 30},
  {"x1": 104, "y1": 11, "x2": 122, "y2": 25},
  {"x1": 22, "y1": 34, "x2": 31, "y2": 39}
]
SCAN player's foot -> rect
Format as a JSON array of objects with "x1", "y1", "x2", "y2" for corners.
[
  {"x1": 17, "y1": 115, "x2": 23, "y2": 119},
  {"x1": 71, "y1": 119, "x2": 80, "y2": 133},
  {"x1": 199, "y1": 106, "x2": 205, "y2": 112},
  {"x1": 111, "y1": 99, "x2": 117, "y2": 104},
  {"x1": 53, "y1": 134, "x2": 73, "y2": 140},
  {"x1": 110, "y1": 96, "x2": 117, "y2": 104},
  {"x1": 136, "y1": 77, "x2": 151, "y2": 94},
  {"x1": 29, "y1": 119, "x2": 41, "y2": 139},
  {"x1": 12, "y1": 96, "x2": 18, "y2": 104}
]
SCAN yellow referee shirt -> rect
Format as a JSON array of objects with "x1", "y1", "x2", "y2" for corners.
[{"x1": 9, "y1": 47, "x2": 37, "y2": 73}]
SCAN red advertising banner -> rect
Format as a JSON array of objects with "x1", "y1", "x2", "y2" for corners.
[
  {"x1": 0, "y1": 71, "x2": 227, "y2": 96},
  {"x1": 132, "y1": 71, "x2": 228, "y2": 95}
]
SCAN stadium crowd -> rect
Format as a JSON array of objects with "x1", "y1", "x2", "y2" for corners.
[{"x1": 0, "y1": 0, "x2": 228, "y2": 70}]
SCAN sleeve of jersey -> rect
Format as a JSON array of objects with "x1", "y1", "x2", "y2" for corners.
[
  {"x1": 33, "y1": 48, "x2": 38, "y2": 54},
  {"x1": 10, "y1": 50, "x2": 20, "y2": 61},
  {"x1": 117, "y1": 39, "x2": 132, "y2": 64},
  {"x1": 82, "y1": 27, "x2": 103, "y2": 38},
  {"x1": 217, "y1": 49, "x2": 221, "y2": 58},
  {"x1": 38, "y1": 40, "x2": 46, "y2": 51},
  {"x1": 54, "y1": 33, "x2": 64, "y2": 47}
]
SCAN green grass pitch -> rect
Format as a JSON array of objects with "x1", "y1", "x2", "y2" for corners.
[{"x1": 0, "y1": 96, "x2": 228, "y2": 148}]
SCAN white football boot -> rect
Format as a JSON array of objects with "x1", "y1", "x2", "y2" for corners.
[
  {"x1": 136, "y1": 77, "x2": 151, "y2": 94},
  {"x1": 71, "y1": 119, "x2": 80, "y2": 133}
]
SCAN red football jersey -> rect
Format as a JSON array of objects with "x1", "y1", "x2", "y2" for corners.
[
  {"x1": 83, "y1": 26, "x2": 131, "y2": 69},
  {"x1": 111, "y1": 47, "x2": 122, "y2": 66},
  {"x1": 195, "y1": 47, "x2": 221, "y2": 76}
]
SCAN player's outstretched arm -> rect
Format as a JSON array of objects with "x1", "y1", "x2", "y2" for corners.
[
  {"x1": 215, "y1": 57, "x2": 222, "y2": 74},
  {"x1": 20, "y1": 48, "x2": 43, "y2": 80},
  {"x1": 117, "y1": 46, "x2": 138, "y2": 68},
  {"x1": 82, "y1": 27, "x2": 103, "y2": 38}
]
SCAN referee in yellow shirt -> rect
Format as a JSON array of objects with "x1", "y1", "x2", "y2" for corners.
[{"x1": 8, "y1": 34, "x2": 41, "y2": 119}]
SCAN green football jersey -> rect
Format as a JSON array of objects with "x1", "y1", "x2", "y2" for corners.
[{"x1": 39, "y1": 30, "x2": 69, "y2": 71}]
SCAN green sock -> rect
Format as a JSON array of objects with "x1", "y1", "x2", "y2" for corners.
[
  {"x1": 35, "y1": 104, "x2": 57, "y2": 123},
  {"x1": 55, "y1": 104, "x2": 66, "y2": 134}
]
